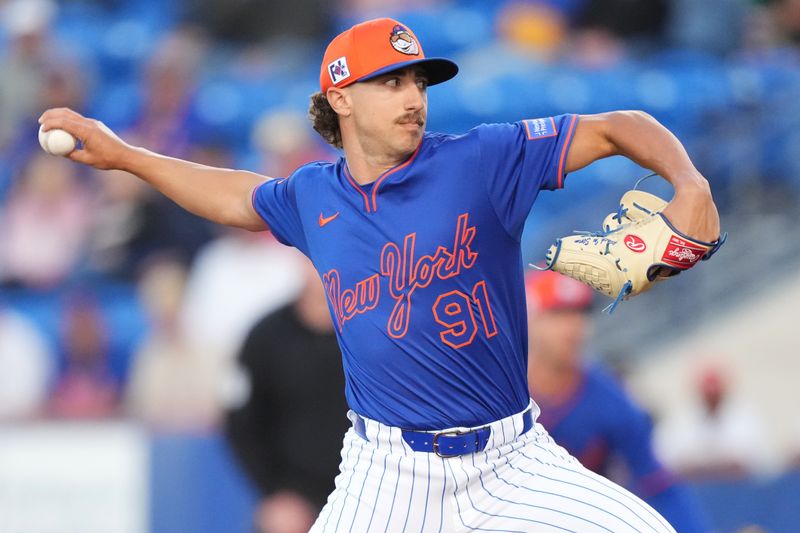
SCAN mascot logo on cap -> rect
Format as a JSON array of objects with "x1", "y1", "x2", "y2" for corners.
[{"x1": 389, "y1": 25, "x2": 419, "y2": 55}]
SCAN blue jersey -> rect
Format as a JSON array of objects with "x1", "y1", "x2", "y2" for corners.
[
  {"x1": 253, "y1": 114, "x2": 578, "y2": 429},
  {"x1": 537, "y1": 363, "x2": 711, "y2": 533}
]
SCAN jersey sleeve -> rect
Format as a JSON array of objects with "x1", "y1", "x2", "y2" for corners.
[
  {"x1": 251, "y1": 174, "x2": 310, "y2": 256},
  {"x1": 477, "y1": 114, "x2": 579, "y2": 238}
]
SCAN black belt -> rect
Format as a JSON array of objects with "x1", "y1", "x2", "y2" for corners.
[{"x1": 352, "y1": 408, "x2": 534, "y2": 458}]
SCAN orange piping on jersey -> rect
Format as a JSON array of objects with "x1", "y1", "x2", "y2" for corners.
[
  {"x1": 343, "y1": 165, "x2": 372, "y2": 213},
  {"x1": 557, "y1": 115, "x2": 578, "y2": 189},
  {"x1": 371, "y1": 140, "x2": 422, "y2": 212}
]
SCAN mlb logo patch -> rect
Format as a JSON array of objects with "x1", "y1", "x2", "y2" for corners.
[
  {"x1": 328, "y1": 56, "x2": 351, "y2": 85},
  {"x1": 523, "y1": 118, "x2": 558, "y2": 140}
]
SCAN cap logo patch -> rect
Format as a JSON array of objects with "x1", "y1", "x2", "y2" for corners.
[
  {"x1": 328, "y1": 56, "x2": 351, "y2": 85},
  {"x1": 389, "y1": 25, "x2": 419, "y2": 55}
]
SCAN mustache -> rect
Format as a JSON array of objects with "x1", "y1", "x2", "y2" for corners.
[{"x1": 396, "y1": 113, "x2": 425, "y2": 126}]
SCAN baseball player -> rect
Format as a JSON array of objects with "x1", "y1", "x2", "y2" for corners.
[
  {"x1": 525, "y1": 270, "x2": 711, "y2": 532},
  {"x1": 40, "y1": 17, "x2": 721, "y2": 532}
]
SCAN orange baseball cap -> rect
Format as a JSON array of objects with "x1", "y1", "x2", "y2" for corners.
[
  {"x1": 525, "y1": 270, "x2": 593, "y2": 313},
  {"x1": 320, "y1": 18, "x2": 459, "y2": 93}
]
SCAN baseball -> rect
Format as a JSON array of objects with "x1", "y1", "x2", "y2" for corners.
[{"x1": 38, "y1": 125, "x2": 77, "y2": 156}]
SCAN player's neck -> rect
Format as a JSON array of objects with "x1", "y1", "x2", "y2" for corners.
[{"x1": 342, "y1": 139, "x2": 415, "y2": 185}]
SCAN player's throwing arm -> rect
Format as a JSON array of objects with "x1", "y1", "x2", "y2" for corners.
[{"x1": 38, "y1": 107, "x2": 268, "y2": 231}]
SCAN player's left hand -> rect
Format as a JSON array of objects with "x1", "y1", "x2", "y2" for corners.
[
  {"x1": 659, "y1": 174, "x2": 721, "y2": 244},
  {"x1": 538, "y1": 175, "x2": 725, "y2": 312}
]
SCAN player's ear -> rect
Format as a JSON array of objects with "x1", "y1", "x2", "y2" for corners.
[{"x1": 326, "y1": 87, "x2": 352, "y2": 118}]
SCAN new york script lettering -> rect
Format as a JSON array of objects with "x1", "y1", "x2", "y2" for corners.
[{"x1": 322, "y1": 213, "x2": 478, "y2": 336}]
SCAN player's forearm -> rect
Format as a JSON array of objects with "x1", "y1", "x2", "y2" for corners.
[
  {"x1": 38, "y1": 108, "x2": 268, "y2": 230},
  {"x1": 596, "y1": 111, "x2": 711, "y2": 197},
  {"x1": 568, "y1": 110, "x2": 720, "y2": 241},
  {"x1": 121, "y1": 146, "x2": 267, "y2": 230}
]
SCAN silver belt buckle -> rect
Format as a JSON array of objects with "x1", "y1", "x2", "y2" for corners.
[{"x1": 432, "y1": 429, "x2": 471, "y2": 458}]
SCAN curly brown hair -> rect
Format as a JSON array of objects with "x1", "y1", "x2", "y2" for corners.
[{"x1": 308, "y1": 91, "x2": 342, "y2": 149}]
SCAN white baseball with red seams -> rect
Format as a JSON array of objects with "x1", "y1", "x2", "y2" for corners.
[{"x1": 38, "y1": 125, "x2": 76, "y2": 156}]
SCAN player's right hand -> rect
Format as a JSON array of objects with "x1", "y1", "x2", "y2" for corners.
[{"x1": 38, "y1": 107, "x2": 132, "y2": 171}]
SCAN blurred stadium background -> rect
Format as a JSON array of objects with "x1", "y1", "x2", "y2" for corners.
[{"x1": 1, "y1": 0, "x2": 799, "y2": 532}]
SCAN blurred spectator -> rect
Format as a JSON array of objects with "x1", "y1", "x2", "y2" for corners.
[
  {"x1": 769, "y1": 0, "x2": 800, "y2": 44},
  {"x1": 0, "y1": 0, "x2": 56, "y2": 150},
  {"x1": 565, "y1": 0, "x2": 669, "y2": 67},
  {"x1": 251, "y1": 108, "x2": 334, "y2": 178},
  {"x1": 744, "y1": 1, "x2": 785, "y2": 50},
  {"x1": 38, "y1": 56, "x2": 89, "y2": 113},
  {"x1": 496, "y1": 1, "x2": 568, "y2": 61},
  {"x1": 0, "y1": 153, "x2": 93, "y2": 288},
  {"x1": 667, "y1": 0, "x2": 750, "y2": 56},
  {"x1": 118, "y1": 28, "x2": 215, "y2": 266},
  {"x1": 182, "y1": 0, "x2": 332, "y2": 45},
  {"x1": 179, "y1": 231, "x2": 304, "y2": 361},
  {"x1": 85, "y1": 141, "x2": 227, "y2": 281},
  {"x1": 0, "y1": 0, "x2": 87, "y2": 205},
  {"x1": 126, "y1": 27, "x2": 207, "y2": 158},
  {"x1": 573, "y1": 0, "x2": 669, "y2": 42},
  {"x1": 0, "y1": 303, "x2": 54, "y2": 420},
  {"x1": 125, "y1": 255, "x2": 223, "y2": 432},
  {"x1": 48, "y1": 290, "x2": 119, "y2": 418},
  {"x1": 739, "y1": 0, "x2": 800, "y2": 52},
  {"x1": 526, "y1": 270, "x2": 711, "y2": 532},
  {"x1": 225, "y1": 259, "x2": 347, "y2": 533},
  {"x1": 84, "y1": 168, "x2": 155, "y2": 280},
  {"x1": 340, "y1": 0, "x2": 444, "y2": 18},
  {"x1": 655, "y1": 363, "x2": 779, "y2": 479}
]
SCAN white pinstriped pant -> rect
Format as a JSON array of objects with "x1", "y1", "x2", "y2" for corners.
[{"x1": 310, "y1": 404, "x2": 676, "y2": 533}]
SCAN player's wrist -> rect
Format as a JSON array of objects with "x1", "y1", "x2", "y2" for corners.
[
  {"x1": 116, "y1": 145, "x2": 152, "y2": 174},
  {"x1": 670, "y1": 185, "x2": 715, "y2": 217},
  {"x1": 669, "y1": 170, "x2": 712, "y2": 198}
]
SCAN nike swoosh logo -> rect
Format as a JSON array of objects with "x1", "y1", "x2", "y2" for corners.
[{"x1": 318, "y1": 212, "x2": 340, "y2": 227}]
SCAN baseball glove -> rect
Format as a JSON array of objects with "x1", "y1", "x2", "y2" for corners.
[{"x1": 538, "y1": 177, "x2": 726, "y2": 313}]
